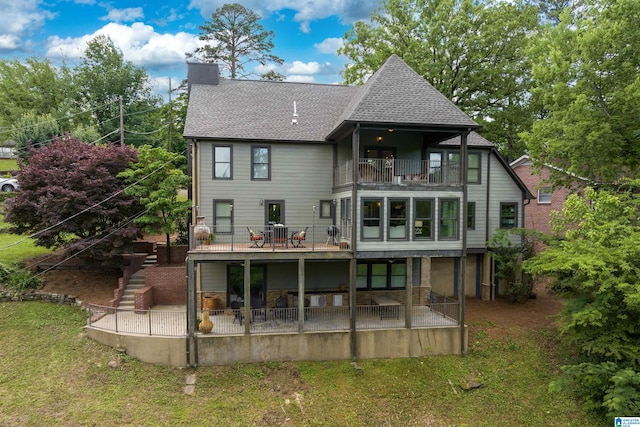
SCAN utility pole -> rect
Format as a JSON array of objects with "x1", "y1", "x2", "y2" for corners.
[
  {"x1": 119, "y1": 95, "x2": 124, "y2": 145},
  {"x1": 168, "y1": 79, "x2": 173, "y2": 151}
]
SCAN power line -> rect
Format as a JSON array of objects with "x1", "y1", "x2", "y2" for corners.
[
  {"x1": 0, "y1": 99, "x2": 119, "y2": 136},
  {"x1": 32, "y1": 209, "x2": 148, "y2": 277},
  {"x1": 0, "y1": 147, "x2": 188, "y2": 253}
]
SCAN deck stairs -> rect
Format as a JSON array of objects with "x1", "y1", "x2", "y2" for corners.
[{"x1": 118, "y1": 253, "x2": 157, "y2": 309}]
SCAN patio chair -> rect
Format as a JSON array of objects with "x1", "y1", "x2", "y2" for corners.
[
  {"x1": 247, "y1": 227, "x2": 265, "y2": 248},
  {"x1": 230, "y1": 300, "x2": 244, "y2": 325},
  {"x1": 273, "y1": 295, "x2": 288, "y2": 321},
  {"x1": 290, "y1": 227, "x2": 308, "y2": 248},
  {"x1": 251, "y1": 294, "x2": 267, "y2": 322}
]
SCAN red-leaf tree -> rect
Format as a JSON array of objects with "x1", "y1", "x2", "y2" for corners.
[{"x1": 5, "y1": 138, "x2": 142, "y2": 264}]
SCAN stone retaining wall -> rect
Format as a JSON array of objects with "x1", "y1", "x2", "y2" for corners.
[{"x1": 0, "y1": 287, "x2": 80, "y2": 306}]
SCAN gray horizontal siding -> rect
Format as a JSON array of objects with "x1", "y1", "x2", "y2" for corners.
[{"x1": 197, "y1": 141, "x2": 335, "y2": 229}]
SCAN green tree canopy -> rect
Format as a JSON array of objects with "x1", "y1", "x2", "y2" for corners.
[
  {"x1": 0, "y1": 57, "x2": 75, "y2": 135},
  {"x1": 73, "y1": 35, "x2": 162, "y2": 146},
  {"x1": 339, "y1": 0, "x2": 540, "y2": 161},
  {"x1": 11, "y1": 112, "x2": 60, "y2": 159},
  {"x1": 190, "y1": 3, "x2": 284, "y2": 79},
  {"x1": 524, "y1": 186, "x2": 640, "y2": 418},
  {"x1": 118, "y1": 145, "x2": 191, "y2": 262},
  {"x1": 522, "y1": 0, "x2": 640, "y2": 187}
]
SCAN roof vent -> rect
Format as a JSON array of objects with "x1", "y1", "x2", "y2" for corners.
[{"x1": 291, "y1": 101, "x2": 298, "y2": 125}]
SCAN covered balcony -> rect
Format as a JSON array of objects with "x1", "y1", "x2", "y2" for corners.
[{"x1": 334, "y1": 158, "x2": 461, "y2": 187}]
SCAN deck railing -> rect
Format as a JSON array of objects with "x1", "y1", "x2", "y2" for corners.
[
  {"x1": 334, "y1": 159, "x2": 461, "y2": 186},
  {"x1": 428, "y1": 292, "x2": 460, "y2": 322},
  {"x1": 87, "y1": 305, "x2": 186, "y2": 336},
  {"x1": 190, "y1": 224, "x2": 350, "y2": 252},
  {"x1": 87, "y1": 302, "x2": 460, "y2": 337}
]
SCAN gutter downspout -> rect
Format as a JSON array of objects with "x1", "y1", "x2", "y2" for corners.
[{"x1": 350, "y1": 124, "x2": 360, "y2": 361}]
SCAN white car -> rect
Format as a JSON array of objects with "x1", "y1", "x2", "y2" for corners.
[{"x1": 0, "y1": 177, "x2": 18, "y2": 192}]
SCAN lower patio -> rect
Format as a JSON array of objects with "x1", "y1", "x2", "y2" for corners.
[{"x1": 85, "y1": 299, "x2": 465, "y2": 366}]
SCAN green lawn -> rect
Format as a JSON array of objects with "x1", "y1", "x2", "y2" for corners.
[
  {"x1": 0, "y1": 302, "x2": 603, "y2": 426},
  {"x1": 0, "y1": 158, "x2": 18, "y2": 172},
  {"x1": 0, "y1": 211, "x2": 51, "y2": 265}
]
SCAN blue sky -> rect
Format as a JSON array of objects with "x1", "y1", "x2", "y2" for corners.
[{"x1": 0, "y1": 0, "x2": 380, "y2": 97}]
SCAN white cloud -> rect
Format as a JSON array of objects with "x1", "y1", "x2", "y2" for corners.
[
  {"x1": 187, "y1": 0, "x2": 377, "y2": 33},
  {"x1": 287, "y1": 61, "x2": 321, "y2": 75},
  {"x1": 285, "y1": 75, "x2": 316, "y2": 83},
  {"x1": 0, "y1": 0, "x2": 54, "y2": 52},
  {"x1": 0, "y1": 34, "x2": 21, "y2": 51},
  {"x1": 45, "y1": 22, "x2": 203, "y2": 67},
  {"x1": 314, "y1": 38, "x2": 344, "y2": 55},
  {"x1": 286, "y1": 60, "x2": 338, "y2": 77},
  {"x1": 100, "y1": 7, "x2": 144, "y2": 22}
]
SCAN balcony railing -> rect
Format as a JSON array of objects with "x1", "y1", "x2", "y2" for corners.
[
  {"x1": 335, "y1": 159, "x2": 461, "y2": 186},
  {"x1": 190, "y1": 224, "x2": 351, "y2": 252},
  {"x1": 87, "y1": 302, "x2": 460, "y2": 337}
]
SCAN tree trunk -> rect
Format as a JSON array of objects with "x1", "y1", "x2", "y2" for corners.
[{"x1": 165, "y1": 233, "x2": 172, "y2": 264}]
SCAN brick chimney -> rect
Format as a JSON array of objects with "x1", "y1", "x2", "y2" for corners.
[{"x1": 187, "y1": 62, "x2": 220, "y2": 94}]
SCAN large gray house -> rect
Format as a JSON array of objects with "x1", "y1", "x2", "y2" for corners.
[{"x1": 181, "y1": 55, "x2": 533, "y2": 365}]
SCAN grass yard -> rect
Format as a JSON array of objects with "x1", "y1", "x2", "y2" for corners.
[
  {"x1": 0, "y1": 212, "x2": 52, "y2": 265},
  {"x1": 0, "y1": 302, "x2": 603, "y2": 426},
  {"x1": 0, "y1": 158, "x2": 18, "y2": 172}
]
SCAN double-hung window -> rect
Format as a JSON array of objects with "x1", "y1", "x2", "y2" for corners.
[
  {"x1": 467, "y1": 153, "x2": 481, "y2": 184},
  {"x1": 251, "y1": 146, "x2": 270, "y2": 180},
  {"x1": 500, "y1": 203, "x2": 517, "y2": 228},
  {"x1": 213, "y1": 145, "x2": 232, "y2": 179},
  {"x1": 467, "y1": 202, "x2": 476, "y2": 229},
  {"x1": 362, "y1": 199, "x2": 382, "y2": 240},
  {"x1": 388, "y1": 199, "x2": 408, "y2": 240},
  {"x1": 414, "y1": 198, "x2": 434, "y2": 239},
  {"x1": 439, "y1": 199, "x2": 459, "y2": 239},
  {"x1": 213, "y1": 200, "x2": 233, "y2": 234},
  {"x1": 537, "y1": 188, "x2": 552, "y2": 204}
]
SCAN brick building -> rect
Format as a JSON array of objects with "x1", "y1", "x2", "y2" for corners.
[{"x1": 510, "y1": 154, "x2": 576, "y2": 237}]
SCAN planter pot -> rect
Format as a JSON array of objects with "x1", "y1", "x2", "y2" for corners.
[{"x1": 198, "y1": 310, "x2": 213, "y2": 334}]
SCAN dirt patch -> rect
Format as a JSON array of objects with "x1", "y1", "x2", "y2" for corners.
[
  {"x1": 39, "y1": 270, "x2": 119, "y2": 307},
  {"x1": 466, "y1": 279, "x2": 562, "y2": 341}
]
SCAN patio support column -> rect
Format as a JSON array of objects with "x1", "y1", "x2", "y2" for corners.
[
  {"x1": 349, "y1": 257, "x2": 357, "y2": 360},
  {"x1": 297, "y1": 258, "x2": 305, "y2": 332},
  {"x1": 244, "y1": 259, "x2": 251, "y2": 335},
  {"x1": 405, "y1": 257, "x2": 413, "y2": 328},
  {"x1": 186, "y1": 257, "x2": 196, "y2": 367}
]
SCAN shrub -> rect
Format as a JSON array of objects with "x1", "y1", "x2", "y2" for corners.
[{"x1": 0, "y1": 263, "x2": 43, "y2": 291}]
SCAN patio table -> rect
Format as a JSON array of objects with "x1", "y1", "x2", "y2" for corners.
[{"x1": 371, "y1": 295, "x2": 400, "y2": 319}]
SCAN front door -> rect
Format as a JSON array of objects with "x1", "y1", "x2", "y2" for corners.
[{"x1": 265, "y1": 200, "x2": 285, "y2": 225}]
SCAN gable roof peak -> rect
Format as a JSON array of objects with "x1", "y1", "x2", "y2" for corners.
[{"x1": 338, "y1": 54, "x2": 478, "y2": 129}]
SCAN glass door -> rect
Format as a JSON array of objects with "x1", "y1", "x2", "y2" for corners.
[{"x1": 265, "y1": 200, "x2": 284, "y2": 225}]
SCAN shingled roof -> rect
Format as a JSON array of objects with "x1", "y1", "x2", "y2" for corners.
[
  {"x1": 184, "y1": 55, "x2": 479, "y2": 142},
  {"x1": 438, "y1": 131, "x2": 495, "y2": 147},
  {"x1": 335, "y1": 54, "x2": 478, "y2": 129}
]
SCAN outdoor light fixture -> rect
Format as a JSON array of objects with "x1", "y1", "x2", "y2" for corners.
[
  {"x1": 259, "y1": 199, "x2": 264, "y2": 205},
  {"x1": 376, "y1": 136, "x2": 383, "y2": 142}
]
